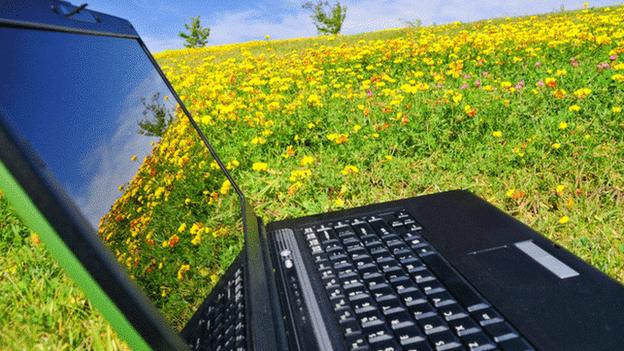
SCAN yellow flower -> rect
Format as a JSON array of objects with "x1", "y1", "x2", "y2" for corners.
[
  {"x1": 568, "y1": 105, "x2": 581, "y2": 112},
  {"x1": 611, "y1": 74, "x2": 624, "y2": 82},
  {"x1": 371, "y1": 133, "x2": 380, "y2": 139},
  {"x1": 177, "y1": 223, "x2": 187, "y2": 233},
  {"x1": 289, "y1": 169, "x2": 312, "y2": 182},
  {"x1": 552, "y1": 142, "x2": 561, "y2": 149},
  {"x1": 558, "y1": 215, "x2": 570, "y2": 224},
  {"x1": 334, "y1": 198, "x2": 345, "y2": 207},
  {"x1": 220, "y1": 180, "x2": 231, "y2": 195},
  {"x1": 252, "y1": 162, "x2": 268, "y2": 172},
  {"x1": 556, "y1": 184, "x2": 565, "y2": 195},
  {"x1": 352, "y1": 124, "x2": 362, "y2": 132},
  {"x1": 177, "y1": 264, "x2": 191, "y2": 281},
  {"x1": 612, "y1": 106, "x2": 622, "y2": 113},
  {"x1": 327, "y1": 133, "x2": 349, "y2": 144},
  {"x1": 341, "y1": 165, "x2": 359, "y2": 175},
  {"x1": 492, "y1": 131, "x2": 503, "y2": 138},
  {"x1": 307, "y1": 94, "x2": 322, "y2": 107},
  {"x1": 505, "y1": 188, "x2": 516, "y2": 198},
  {"x1": 558, "y1": 121, "x2": 568, "y2": 130},
  {"x1": 191, "y1": 233, "x2": 202, "y2": 246},
  {"x1": 573, "y1": 88, "x2": 591, "y2": 99},
  {"x1": 300, "y1": 156, "x2": 315, "y2": 166},
  {"x1": 385, "y1": 155, "x2": 394, "y2": 161}
]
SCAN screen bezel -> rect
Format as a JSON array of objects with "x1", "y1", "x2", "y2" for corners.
[{"x1": 0, "y1": 7, "x2": 252, "y2": 350}]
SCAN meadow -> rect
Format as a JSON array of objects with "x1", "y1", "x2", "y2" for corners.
[{"x1": 1, "y1": 4, "x2": 624, "y2": 349}]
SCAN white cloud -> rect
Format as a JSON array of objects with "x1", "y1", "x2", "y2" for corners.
[
  {"x1": 207, "y1": 9, "x2": 316, "y2": 45},
  {"x1": 142, "y1": 35, "x2": 184, "y2": 54}
]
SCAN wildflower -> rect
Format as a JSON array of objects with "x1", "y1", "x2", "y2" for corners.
[
  {"x1": 558, "y1": 216, "x2": 570, "y2": 224},
  {"x1": 168, "y1": 234, "x2": 180, "y2": 248},
  {"x1": 177, "y1": 223, "x2": 187, "y2": 233},
  {"x1": 452, "y1": 93, "x2": 463, "y2": 104},
  {"x1": 352, "y1": 124, "x2": 362, "y2": 132},
  {"x1": 220, "y1": 180, "x2": 231, "y2": 195},
  {"x1": 385, "y1": 155, "x2": 394, "y2": 161},
  {"x1": 544, "y1": 77, "x2": 557, "y2": 88},
  {"x1": 334, "y1": 198, "x2": 345, "y2": 207},
  {"x1": 341, "y1": 165, "x2": 359, "y2": 175},
  {"x1": 190, "y1": 223, "x2": 202, "y2": 235},
  {"x1": 552, "y1": 89, "x2": 567, "y2": 99},
  {"x1": 556, "y1": 184, "x2": 566, "y2": 195},
  {"x1": 573, "y1": 88, "x2": 591, "y2": 99},
  {"x1": 464, "y1": 104, "x2": 477, "y2": 117},
  {"x1": 300, "y1": 156, "x2": 315, "y2": 166},
  {"x1": 289, "y1": 169, "x2": 311, "y2": 182},
  {"x1": 252, "y1": 162, "x2": 268, "y2": 172},
  {"x1": 612, "y1": 74, "x2": 624, "y2": 82},
  {"x1": 612, "y1": 106, "x2": 622, "y2": 113},
  {"x1": 307, "y1": 94, "x2": 322, "y2": 107},
  {"x1": 492, "y1": 131, "x2": 503, "y2": 138},
  {"x1": 568, "y1": 105, "x2": 581, "y2": 112},
  {"x1": 327, "y1": 133, "x2": 349, "y2": 144},
  {"x1": 552, "y1": 142, "x2": 561, "y2": 149},
  {"x1": 191, "y1": 233, "x2": 202, "y2": 246},
  {"x1": 177, "y1": 264, "x2": 191, "y2": 281},
  {"x1": 559, "y1": 121, "x2": 568, "y2": 130}
]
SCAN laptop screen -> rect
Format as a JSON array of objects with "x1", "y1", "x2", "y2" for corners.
[{"x1": 0, "y1": 27, "x2": 243, "y2": 331}]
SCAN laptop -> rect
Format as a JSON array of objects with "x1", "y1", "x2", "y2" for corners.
[{"x1": 1, "y1": 2, "x2": 623, "y2": 351}]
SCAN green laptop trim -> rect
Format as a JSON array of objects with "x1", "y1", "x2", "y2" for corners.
[{"x1": 0, "y1": 160, "x2": 151, "y2": 351}]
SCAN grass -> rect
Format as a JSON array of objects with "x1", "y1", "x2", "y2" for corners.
[{"x1": 2, "y1": 4, "x2": 624, "y2": 349}]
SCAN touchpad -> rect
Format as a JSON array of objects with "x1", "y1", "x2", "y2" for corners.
[{"x1": 513, "y1": 241, "x2": 579, "y2": 279}]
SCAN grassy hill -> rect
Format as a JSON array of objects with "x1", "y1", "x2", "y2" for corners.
[{"x1": 1, "y1": 4, "x2": 623, "y2": 349}]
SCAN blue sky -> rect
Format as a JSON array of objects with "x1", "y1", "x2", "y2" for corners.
[{"x1": 87, "y1": 0, "x2": 623, "y2": 53}]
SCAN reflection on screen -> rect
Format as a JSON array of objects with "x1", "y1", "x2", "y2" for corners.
[{"x1": 0, "y1": 27, "x2": 243, "y2": 330}]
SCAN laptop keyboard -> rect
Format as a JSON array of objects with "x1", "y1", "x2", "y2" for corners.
[
  {"x1": 302, "y1": 210, "x2": 534, "y2": 351},
  {"x1": 186, "y1": 266, "x2": 246, "y2": 351}
]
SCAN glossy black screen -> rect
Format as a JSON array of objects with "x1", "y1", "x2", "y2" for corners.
[{"x1": 0, "y1": 27, "x2": 243, "y2": 331}]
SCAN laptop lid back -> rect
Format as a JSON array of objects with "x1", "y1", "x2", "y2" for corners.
[{"x1": 0, "y1": 1, "x2": 252, "y2": 349}]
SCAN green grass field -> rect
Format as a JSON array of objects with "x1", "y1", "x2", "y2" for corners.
[{"x1": 1, "y1": 5, "x2": 623, "y2": 349}]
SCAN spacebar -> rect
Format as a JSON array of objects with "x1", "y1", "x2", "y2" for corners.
[{"x1": 422, "y1": 253, "x2": 489, "y2": 312}]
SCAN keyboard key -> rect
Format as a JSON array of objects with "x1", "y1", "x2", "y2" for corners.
[
  {"x1": 438, "y1": 303, "x2": 468, "y2": 321},
  {"x1": 418, "y1": 315, "x2": 449, "y2": 335},
  {"x1": 418, "y1": 279, "x2": 446, "y2": 295},
  {"x1": 471, "y1": 308, "x2": 503, "y2": 327},
  {"x1": 498, "y1": 337, "x2": 534, "y2": 351},
  {"x1": 409, "y1": 302, "x2": 437, "y2": 320},
  {"x1": 483, "y1": 321, "x2": 518, "y2": 342},
  {"x1": 429, "y1": 291, "x2": 456, "y2": 307},
  {"x1": 449, "y1": 316, "x2": 481, "y2": 337},
  {"x1": 429, "y1": 330, "x2": 463, "y2": 350},
  {"x1": 462, "y1": 331, "x2": 496, "y2": 350},
  {"x1": 369, "y1": 333, "x2": 399, "y2": 351}
]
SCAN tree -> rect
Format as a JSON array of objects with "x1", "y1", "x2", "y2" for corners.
[
  {"x1": 302, "y1": 1, "x2": 347, "y2": 35},
  {"x1": 179, "y1": 16, "x2": 210, "y2": 48},
  {"x1": 138, "y1": 93, "x2": 174, "y2": 137}
]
